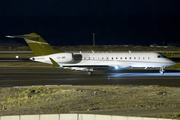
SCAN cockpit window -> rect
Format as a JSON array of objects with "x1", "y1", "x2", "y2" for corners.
[{"x1": 157, "y1": 54, "x2": 165, "y2": 58}]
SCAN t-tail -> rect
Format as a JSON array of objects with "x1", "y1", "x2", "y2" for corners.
[{"x1": 6, "y1": 33, "x2": 61, "y2": 56}]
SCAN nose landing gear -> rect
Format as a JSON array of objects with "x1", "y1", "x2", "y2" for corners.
[{"x1": 159, "y1": 67, "x2": 165, "y2": 75}]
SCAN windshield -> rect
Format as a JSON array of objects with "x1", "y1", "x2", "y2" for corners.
[{"x1": 157, "y1": 54, "x2": 166, "y2": 58}]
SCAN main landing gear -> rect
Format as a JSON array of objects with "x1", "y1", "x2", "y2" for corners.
[
  {"x1": 86, "y1": 71, "x2": 93, "y2": 75},
  {"x1": 159, "y1": 67, "x2": 165, "y2": 75},
  {"x1": 86, "y1": 69, "x2": 94, "y2": 75}
]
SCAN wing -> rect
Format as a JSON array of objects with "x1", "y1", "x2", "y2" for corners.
[{"x1": 49, "y1": 57, "x2": 131, "y2": 71}]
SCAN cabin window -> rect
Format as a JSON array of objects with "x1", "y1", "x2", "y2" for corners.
[
  {"x1": 112, "y1": 57, "x2": 113, "y2": 60},
  {"x1": 89, "y1": 57, "x2": 90, "y2": 60},
  {"x1": 129, "y1": 57, "x2": 131, "y2": 59},
  {"x1": 138, "y1": 57, "x2": 140, "y2": 59},
  {"x1": 148, "y1": 57, "x2": 150, "y2": 59},
  {"x1": 116, "y1": 57, "x2": 118, "y2": 59},
  {"x1": 120, "y1": 57, "x2": 122, "y2": 59},
  {"x1": 125, "y1": 57, "x2": 127, "y2": 59},
  {"x1": 98, "y1": 57, "x2": 99, "y2": 59},
  {"x1": 143, "y1": 57, "x2": 145, "y2": 59},
  {"x1": 107, "y1": 57, "x2": 108, "y2": 60},
  {"x1": 134, "y1": 57, "x2": 136, "y2": 59},
  {"x1": 102, "y1": 57, "x2": 104, "y2": 59}
]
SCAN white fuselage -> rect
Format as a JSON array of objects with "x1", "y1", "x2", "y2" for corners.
[{"x1": 30, "y1": 52, "x2": 176, "y2": 69}]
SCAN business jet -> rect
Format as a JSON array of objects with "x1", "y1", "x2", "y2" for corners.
[{"x1": 6, "y1": 33, "x2": 176, "y2": 75}]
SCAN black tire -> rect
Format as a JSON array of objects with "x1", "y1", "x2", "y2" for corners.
[
  {"x1": 160, "y1": 71, "x2": 164, "y2": 75},
  {"x1": 87, "y1": 71, "x2": 92, "y2": 75}
]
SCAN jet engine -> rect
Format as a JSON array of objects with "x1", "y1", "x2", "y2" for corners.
[
  {"x1": 47, "y1": 53, "x2": 74, "y2": 63},
  {"x1": 30, "y1": 53, "x2": 74, "y2": 63}
]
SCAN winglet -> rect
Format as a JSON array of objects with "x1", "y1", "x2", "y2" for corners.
[{"x1": 49, "y1": 57, "x2": 60, "y2": 67}]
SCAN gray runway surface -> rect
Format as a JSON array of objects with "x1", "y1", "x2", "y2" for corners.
[{"x1": 0, "y1": 67, "x2": 180, "y2": 87}]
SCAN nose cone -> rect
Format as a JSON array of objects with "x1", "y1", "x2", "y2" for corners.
[
  {"x1": 167, "y1": 59, "x2": 176, "y2": 66},
  {"x1": 171, "y1": 61, "x2": 176, "y2": 65}
]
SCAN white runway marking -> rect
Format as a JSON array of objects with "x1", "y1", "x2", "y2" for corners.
[{"x1": 111, "y1": 72, "x2": 180, "y2": 77}]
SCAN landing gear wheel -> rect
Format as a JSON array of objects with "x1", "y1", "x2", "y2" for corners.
[
  {"x1": 159, "y1": 67, "x2": 165, "y2": 75},
  {"x1": 160, "y1": 71, "x2": 164, "y2": 75},
  {"x1": 86, "y1": 71, "x2": 92, "y2": 76}
]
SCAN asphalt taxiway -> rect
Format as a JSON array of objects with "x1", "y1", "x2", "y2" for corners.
[{"x1": 0, "y1": 67, "x2": 180, "y2": 87}]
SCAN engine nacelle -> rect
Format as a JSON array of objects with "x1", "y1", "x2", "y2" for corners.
[{"x1": 46, "y1": 53, "x2": 73, "y2": 63}]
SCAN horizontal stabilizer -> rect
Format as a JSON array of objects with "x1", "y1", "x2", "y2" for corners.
[
  {"x1": 6, "y1": 35, "x2": 39, "y2": 39},
  {"x1": 6, "y1": 33, "x2": 61, "y2": 56}
]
